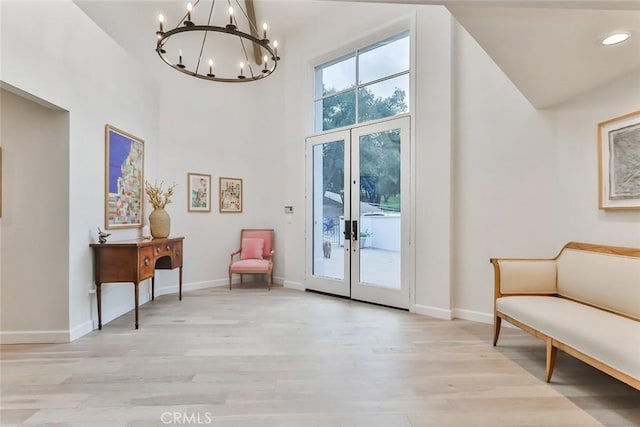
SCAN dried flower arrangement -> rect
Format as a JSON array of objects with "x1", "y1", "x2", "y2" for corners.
[{"x1": 145, "y1": 180, "x2": 177, "y2": 209}]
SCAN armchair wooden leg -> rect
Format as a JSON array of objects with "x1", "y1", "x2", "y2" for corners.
[
  {"x1": 229, "y1": 272, "x2": 232, "y2": 290},
  {"x1": 240, "y1": 274, "x2": 243, "y2": 284}
]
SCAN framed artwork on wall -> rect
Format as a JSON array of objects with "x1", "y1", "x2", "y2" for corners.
[
  {"x1": 598, "y1": 110, "x2": 640, "y2": 210},
  {"x1": 105, "y1": 125, "x2": 144, "y2": 228},
  {"x1": 188, "y1": 172, "x2": 211, "y2": 212},
  {"x1": 219, "y1": 177, "x2": 243, "y2": 213}
]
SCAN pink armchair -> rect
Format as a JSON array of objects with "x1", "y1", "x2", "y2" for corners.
[{"x1": 229, "y1": 229, "x2": 275, "y2": 290}]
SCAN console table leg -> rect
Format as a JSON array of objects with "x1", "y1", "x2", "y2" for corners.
[
  {"x1": 179, "y1": 266, "x2": 183, "y2": 301},
  {"x1": 151, "y1": 276, "x2": 155, "y2": 301},
  {"x1": 96, "y1": 283, "x2": 102, "y2": 330},
  {"x1": 134, "y1": 282, "x2": 139, "y2": 329}
]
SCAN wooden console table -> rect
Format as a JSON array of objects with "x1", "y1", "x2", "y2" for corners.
[{"x1": 90, "y1": 237, "x2": 184, "y2": 329}]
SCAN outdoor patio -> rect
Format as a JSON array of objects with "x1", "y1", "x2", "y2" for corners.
[{"x1": 314, "y1": 244, "x2": 401, "y2": 289}]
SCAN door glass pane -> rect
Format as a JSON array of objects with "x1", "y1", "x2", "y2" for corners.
[
  {"x1": 313, "y1": 141, "x2": 345, "y2": 280},
  {"x1": 358, "y1": 74, "x2": 409, "y2": 124},
  {"x1": 358, "y1": 130, "x2": 401, "y2": 288},
  {"x1": 358, "y1": 34, "x2": 409, "y2": 85}
]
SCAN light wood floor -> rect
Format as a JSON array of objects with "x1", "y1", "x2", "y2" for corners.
[{"x1": 1, "y1": 285, "x2": 639, "y2": 426}]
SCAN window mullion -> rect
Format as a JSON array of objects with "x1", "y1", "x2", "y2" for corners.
[
  {"x1": 315, "y1": 86, "x2": 357, "y2": 103},
  {"x1": 355, "y1": 48, "x2": 360, "y2": 125},
  {"x1": 359, "y1": 70, "x2": 409, "y2": 89}
]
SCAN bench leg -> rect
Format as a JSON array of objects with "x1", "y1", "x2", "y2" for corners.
[
  {"x1": 493, "y1": 315, "x2": 502, "y2": 346},
  {"x1": 545, "y1": 340, "x2": 557, "y2": 382}
]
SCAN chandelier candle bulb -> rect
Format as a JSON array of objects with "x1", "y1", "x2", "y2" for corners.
[
  {"x1": 229, "y1": 6, "x2": 234, "y2": 24},
  {"x1": 185, "y1": 2, "x2": 193, "y2": 25},
  {"x1": 239, "y1": 61, "x2": 245, "y2": 79},
  {"x1": 263, "y1": 22, "x2": 268, "y2": 40},
  {"x1": 208, "y1": 59, "x2": 214, "y2": 76},
  {"x1": 158, "y1": 14, "x2": 164, "y2": 32},
  {"x1": 177, "y1": 49, "x2": 185, "y2": 68}
]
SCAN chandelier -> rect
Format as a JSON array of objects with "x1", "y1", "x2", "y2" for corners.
[{"x1": 155, "y1": 0, "x2": 281, "y2": 83}]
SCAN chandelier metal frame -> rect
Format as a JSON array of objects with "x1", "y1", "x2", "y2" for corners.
[{"x1": 155, "y1": 0, "x2": 280, "y2": 83}]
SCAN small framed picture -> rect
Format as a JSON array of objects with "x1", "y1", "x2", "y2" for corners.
[
  {"x1": 598, "y1": 110, "x2": 640, "y2": 210},
  {"x1": 187, "y1": 173, "x2": 211, "y2": 212},
  {"x1": 219, "y1": 177, "x2": 243, "y2": 213},
  {"x1": 105, "y1": 125, "x2": 144, "y2": 229}
]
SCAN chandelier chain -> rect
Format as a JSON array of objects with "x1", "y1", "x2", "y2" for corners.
[{"x1": 194, "y1": 0, "x2": 216, "y2": 74}]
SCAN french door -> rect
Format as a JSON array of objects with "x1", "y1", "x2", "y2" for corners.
[{"x1": 305, "y1": 116, "x2": 411, "y2": 309}]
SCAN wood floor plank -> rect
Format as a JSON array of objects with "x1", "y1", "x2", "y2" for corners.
[{"x1": 1, "y1": 287, "x2": 638, "y2": 426}]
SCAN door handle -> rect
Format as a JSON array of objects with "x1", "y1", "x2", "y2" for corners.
[
  {"x1": 344, "y1": 220, "x2": 351, "y2": 240},
  {"x1": 352, "y1": 220, "x2": 358, "y2": 241}
]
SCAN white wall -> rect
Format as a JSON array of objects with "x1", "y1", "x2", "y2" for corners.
[
  {"x1": 451, "y1": 21, "x2": 558, "y2": 321},
  {"x1": 554, "y1": 71, "x2": 640, "y2": 249},
  {"x1": 150, "y1": 58, "x2": 286, "y2": 293},
  {"x1": 0, "y1": 0, "x2": 159, "y2": 342},
  {"x1": 412, "y1": 6, "x2": 456, "y2": 318},
  {"x1": 0, "y1": 88, "x2": 70, "y2": 342},
  {"x1": 451, "y1": 27, "x2": 640, "y2": 320}
]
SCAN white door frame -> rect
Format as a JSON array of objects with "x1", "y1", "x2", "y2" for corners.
[
  {"x1": 305, "y1": 129, "x2": 351, "y2": 297},
  {"x1": 305, "y1": 115, "x2": 413, "y2": 309}
]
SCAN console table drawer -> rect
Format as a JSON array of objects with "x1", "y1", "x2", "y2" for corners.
[
  {"x1": 139, "y1": 247, "x2": 155, "y2": 279},
  {"x1": 172, "y1": 241, "x2": 183, "y2": 266},
  {"x1": 154, "y1": 242, "x2": 174, "y2": 258}
]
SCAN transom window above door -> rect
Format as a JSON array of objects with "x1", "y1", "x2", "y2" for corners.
[{"x1": 314, "y1": 32, "x2": 410, "y2": 133}]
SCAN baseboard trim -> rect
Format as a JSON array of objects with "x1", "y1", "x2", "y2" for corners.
[
  {"x1": 411, "y1": 304, "x2": 452, "y2": 320},
  {"x1": 283, "y1": 280, "x2": 305, "y2": 291},
  {"x1": 155, "y1": 275, "x2": 288, "y2": 296},
  {"x1": 69, "y1": 320, "x2": 95, "y2": 341},
  {"x1": 452, "y1": 308, "x2": 493, "y2": 324},
  {"x1": 0, "y1": 330, "x2": 70, "y2": 344},
  {"x1": 155, "y1": 279, "x2": 225, "y2": 296}
]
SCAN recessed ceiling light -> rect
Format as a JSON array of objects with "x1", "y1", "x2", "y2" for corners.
[{"x1": 601, "y1": 32, "x2": 631, "y2": 46}]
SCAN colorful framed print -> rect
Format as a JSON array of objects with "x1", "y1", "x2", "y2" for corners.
[
  {"x1": 188, "y1": 172, "x2": 211, "y2": 212},
  {"x1": 219, "y1": 177, "x2": 243, "y2": 213},
  {"x1": 105, "y1": 125, "x2": 144, "y2": 228},
  {"x1": 598, "y1": 110, "x2": 640, "y2": 210}
]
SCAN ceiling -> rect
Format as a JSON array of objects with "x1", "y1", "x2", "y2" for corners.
[
  {"x1": 441, "y1": 1, "x2": 640, "y2": 108},
  {"x1": 75, "y1": 0, "x2": 640, "y2": 109}
]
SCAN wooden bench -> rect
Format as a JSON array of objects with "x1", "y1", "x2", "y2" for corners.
[{"x1": 491, "y1": 242, "x2": 640, "y2": 390}]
